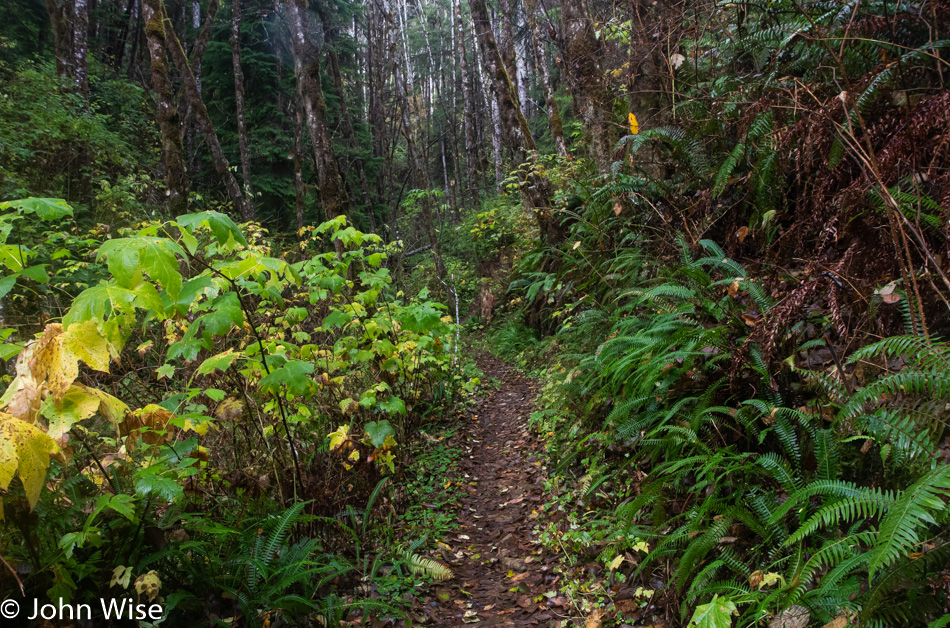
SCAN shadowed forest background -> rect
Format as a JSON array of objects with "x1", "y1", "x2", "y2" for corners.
[{"x1": 2, "y1": 0, "x2": 950, "y2": 625}]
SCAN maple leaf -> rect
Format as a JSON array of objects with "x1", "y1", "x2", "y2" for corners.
[{"x1": 0, "y1": 412, "x2": 61, "y2": 510}]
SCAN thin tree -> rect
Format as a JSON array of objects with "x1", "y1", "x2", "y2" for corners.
[
  {"x1": 159, "y1": 0, "x2": 250, "y2": 218},
  {"x1": 142, "y1": 0, "x2": 189, "y2": 215},
  {"x1": 230, "y1": 0, "x2": 254, "y2": 219},
  {"x1": 281, "y1": 0, "x2": 348, "y2": 222}
]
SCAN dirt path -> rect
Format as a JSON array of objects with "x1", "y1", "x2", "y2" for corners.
[{"x1": 422, "y1": 353, "x2": 572, "y2": 627}]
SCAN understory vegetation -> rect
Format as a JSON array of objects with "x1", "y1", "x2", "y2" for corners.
[
  {"x1": 2, "y1": 0, "x2": 950, "y2": 624},
  {"x1": 487, "y1": 1, "x2": 950, "y2": 626}
]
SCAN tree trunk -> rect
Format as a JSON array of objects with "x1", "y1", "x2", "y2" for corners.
[
  {"x1": 293, "y1": 99, "x2": 307, "y2": 232},
  {"x1": 72, "y1": 0, "x2": 89, "y2": 94},
  {"x1": 161, "y1": 1, "x2": 248, "y2": 218},
  {"x1": 45, "y1": 0, "x2": 72, "y2": 79},
  {"x1": 469, "y1": 0, "x2": 535, "y2": 157},
  {"x1": 182, "y1": 0, "x2": 218, "y2": 178},
  {"x1": 230, "y1": 0, "x2": 254, "y2": 220},
  {"x1": 496, "y1": 0, "x2": 520, "y2": 110},
  {"x1": 453, "y1": 0, "x2": 479, "y2": 203},
  {"x1": 313, "y1": 0, "x2": 376, "y2": 232},
  {"x1": 366, "y1": 0, "x2": 396, "y2": 234},
  {"x1": 558, "y1": 0, "x2": 614, "y2": 172},
  {"x1": 525, "y1": 0, "x2": 568, "y2": 157},
  {"x1": 127, "y1": 0, "x2": 143, "y2": 79},
  {"x1": 142, "y1": 0, "x2": 189, "y2": 215},
  {"x1": 282, "y1": 0, "x2": 348, "y2": 222}
]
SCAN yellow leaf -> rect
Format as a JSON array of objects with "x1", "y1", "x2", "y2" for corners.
[
  {"x1": 0, "y1": 322, "x2": 116, "y2": 420},
  {"x1": 0, "y1": 412, "x2": 61, "y2": 509},
  {"x1": 759, "y1": 571, "x2": 784, "y2": 589},
  {"x1": 111, "y1": 565, "x2": 133, "y2": 589},
  {"x1": 608, "y1": 555, "x2": 625, "y2": 571},
  {"x1": 134, "y1": 570, "x2": 162, "y2": 602},
  {"x1": 328, "y1": 425, "x2": 350, "y2": 451},
  {"x1": 182, "y1": 418, "x2": 212, "y2": 436},
  {"x1": 628, "y1": 112, "x2": 640, "y2": 135},
  {"x1": 63, "y1": 319, "x2": 114, "y2": 373}
]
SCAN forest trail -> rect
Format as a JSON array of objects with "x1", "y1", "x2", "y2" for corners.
[{"x1": 422, "y1": 353, "x2": 571, "y2": 626}]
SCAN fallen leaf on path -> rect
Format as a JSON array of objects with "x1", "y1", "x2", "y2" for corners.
[{"x1": 584, "y1": 609, "x2": 605, "y2": 628}]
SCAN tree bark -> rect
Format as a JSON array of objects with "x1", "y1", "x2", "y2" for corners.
[
  {"x1": 160, "y1": 0, "x2": 249, "y2": 218},
  {"x1": 45, "y1": 0, "x2": 88, "y2": 93},
  {"x1": 469, "y1": 0, "x2": 535, "y2": 157},
  {"x1": 558, "y1": 0, "x2": 614, "y2": 172},
  {"x1": 45, "y1": 0, "x2": 72, "y2": 79},
  {"x1": 142, "y1": 0, "x2": 189, "y2": 215},
  {"x1": 72, "y1": 0, "x2": 89, "y2": 94},
  {"x1": 453, "y1": 0, "x2": 479, "y2": 203},
  {"x1": 282, "y1": 0, "x2": 348, "y2": 222},
  {"x1": 293, "y1": 99, "x2": 307, "y2": 232},
  {"x1": 496, "y1": 0, "x2": 519, "y2": 110},
  {"x1": 230, "y1": 0, "x2": 255, "y2": 220},
  {"x1": 525, "y1": 0, "x2": 568, "y2": 157}
]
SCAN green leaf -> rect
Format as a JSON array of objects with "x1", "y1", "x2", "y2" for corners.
[
  {"x1": 134, "y1": 467, "x2": 183, "y2": 502},
  {"x1": 398, "y1": 303, "x2": 444, "y2": 334},
  {"x1": 0, "y1": 244, "x2": 33, "y2": 271},
  {"x1": 20, "y1": 264, "x2": 48, "y2": 283},
  {"x1": 259, "y1": 360, "x2": 315, "y2": 397},
  {"x1": 377, "y1": 395, "x2": 407, "y2": 416},
  {"x1": 157, "y1": 364, "x2": 175, "y2": 380},
  {"x1": 364, "y1": 420, "x2": 395, "y2": 448},
  {"x1": 98, "y1": 236, "x2": 185, "y2": 299},
  {"x1": 689, "y1": 595, "x2": 738, "y2": 628},
  {"x1": 197, "y1": 350, "x2": 240, "y2": 375},
  {"x1": 0, "y1": 274, "x2": 17, "y2": 300},
  {"x1": 200, "y1": 292, "x2": 244, "y2": 336},
  {"x1": 870, "y1": 465, "x2": 950, "y2": 577},
  {"x1": 1, "y1": 198, "x2": 73, "y2": 220},
  {"x1": 65, "y1": 281, "x2": 164, "y2": 327},
  {"x1": 322, "y1": 309, "x2": 351, "y2": 329},
  {"x1": 175, "y1": 275, "x2": 215, "y2": 314},
  {"x1": 177, "y1": 211, "x2": 248, "y2": 247},
  {"x1": 104, "y1": 494, "x2": 136, "y2": 521}
]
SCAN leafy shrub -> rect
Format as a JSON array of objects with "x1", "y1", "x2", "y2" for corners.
[{"x1": 0, "y1": 200, "x2": 463, "y2": 623}]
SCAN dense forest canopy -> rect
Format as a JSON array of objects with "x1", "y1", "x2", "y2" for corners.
[{"x1": 2, "y1": 0, "x2": 950, "y2": 625}]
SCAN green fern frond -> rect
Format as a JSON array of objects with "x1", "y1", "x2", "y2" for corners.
[
  {"x1": 404, "y1": 553, "x2": 454, "y2": 581},
  {"x1": 869, "y1": 465, "x2": 950, "y2": 578}
]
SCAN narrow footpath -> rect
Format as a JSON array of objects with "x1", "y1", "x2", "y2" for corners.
[{"x1": 422, "y1": 353, "x2": 576, "y2": 627}]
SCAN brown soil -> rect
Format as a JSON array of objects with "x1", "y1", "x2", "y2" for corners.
[{"x1": 421, "y1": 353, "x2": 573, "y2": 627}]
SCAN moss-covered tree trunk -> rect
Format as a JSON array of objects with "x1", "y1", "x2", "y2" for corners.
[
  {"x1": 558, "y1": 0, "x2": 615, "y2": 173},
  {"x1": 525, "y1": 0, "x2": 569, "y2": 157},
  {"x1": 470, "y1": 0, "x2": 561, "y2": 244},
  {"x1": 142, "y1": 0, "x2": 189, "y2": 215},
  {"x1": 469, "y1": 0, "x2": 534, "y2": 157}
]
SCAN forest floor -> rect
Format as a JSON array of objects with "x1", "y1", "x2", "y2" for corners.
[{"x1": 417, "y1": 352, "x2": 578, "y2": 627}]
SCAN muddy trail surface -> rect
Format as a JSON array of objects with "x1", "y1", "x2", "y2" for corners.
[{"x1": 420, "y1": 353, "x2": 574, "y2": 627}]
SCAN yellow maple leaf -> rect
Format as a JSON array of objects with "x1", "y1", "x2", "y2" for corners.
[
  {"x1": 0, "y1": 412, "x2": 61, "y2": 510},
  {"x1": 328, "y1": 425, "x2": 350, "y2": 451},
  {"x1": 628, "y1": 113, "x2": 640, "y2": 135}
]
